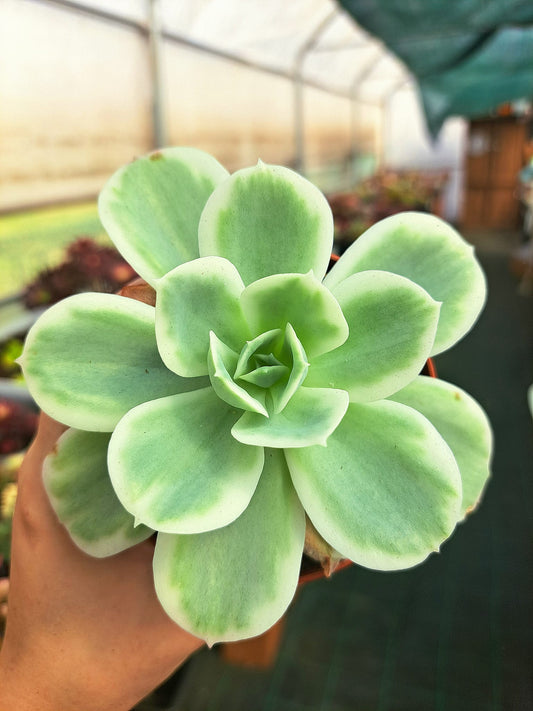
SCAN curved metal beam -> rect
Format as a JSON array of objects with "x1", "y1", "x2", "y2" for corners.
[
  {"x1": 28, "y1": 0, "x2": 359, "y2": 99},
  {"x1": 292, "y1": 7, "x2": 340, "y2": 173}
]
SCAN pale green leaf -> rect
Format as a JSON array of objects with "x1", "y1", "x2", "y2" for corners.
[
  {"x1": 240, "y1": 271, "x2": 348, "y2": 357},
  {"x1": 232, "y1": 387, "x2": 349, "y2": 448},
  {"x1": 286, "y1": 399, "x2": 462, "y2": 570},
  {"x1": 198, "y1": 162, "x2": 333, "y2": 285},
  {"x1": 389, "y1": 376, "x2": 493, "y2": 519},
  {"x1": 306, "y1": 270, "x2": 440, "y2": 402},
  {"x1": 153, "y1": 448, "x2": 305, "y2": 644},
  {"x1": 233, "y1": 329, "x2": 283, "y2": 379},
  {"x1": 98, "y1": 147, "x2": 229, "y2": 285},
  {"x1": 324, "y1": 212, "x2": 486, "y2": 355},
  {"x1": 20, "y1": 293, "x2": 206, "y2": 431},
  {"x1": 239, "y1": 363, "x2": 288, "y2": 388},
  {"x1": 208, "y1": 332, "x2": 268, "y2": 416},
  {"x1": 155, "y1": 256, "x2": 249, "y2": 377},
  {"x1": 108, "y1": 387, "x2": 264, "y2": 534},
  {"x1": 270, "y1": 324, "x2": 309, "y2": 414},
  {"x1": 43, "y1": 429, "x2": 153, "y2": 557}
]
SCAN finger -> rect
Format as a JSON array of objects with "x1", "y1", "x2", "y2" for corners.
[
  {"x1": 13, "y1": 414, "x2": 69, "y2": 542},
  {"x1": 16, "y1": 413, "x2": 67, "y2": 487},
  {"x1": 34, "y1": 412, "x2": 68, "y2": 456}
]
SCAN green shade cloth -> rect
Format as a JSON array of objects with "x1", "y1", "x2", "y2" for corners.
[{"x1": 339, "y1": 0, "x2": 533, "y2": 135}]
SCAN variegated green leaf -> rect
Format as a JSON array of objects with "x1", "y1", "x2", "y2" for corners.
[
  {"x1": 98, "y1": 147, "x2": 229, "y2": 285},
  {"x1": 286, "y1": 399, "x2": 462, "y2": 570},
  {"x1": 389, "y1": 376, "x2": 492, "y2": 519},
  {"x1": 306, "y1": 270, "x2": 440, "y2": 402},
  {"x1": 233, "y1": 329, "x2": 283, "y2": 378},
  {"x1": 108, "y1": 387, "x2": 264, "y2": 534},
  {"x1": 19, "y1": 293, "x2": 206, "y2": 431},
  {"x1": 324, "y1": 212, "x2": 486, "y2": 355},
  {"x1": 153, "y1": 448, "x2": 305, "y2": 645},
  {"x1": 208, "y1": 332, "x2": 268, "y2": 416},
  {"x1": 239, "y1": 271, "x2": 348, "y2": 357},
  {"x1": 232, "y1": 387, "x2": 349, "y2": 448},
  {"x1": 198, "y1": 162, "x2": 333, "y2": 285},
  {"x1": 269, "y1": 323, "x2": 309, "y2": 414},
  {"x1": 155, "y1": 256, "x2": 249, "y2": 377},
  {"x1": 43, "y1": 429, "x2": 153, "y2": 557}
]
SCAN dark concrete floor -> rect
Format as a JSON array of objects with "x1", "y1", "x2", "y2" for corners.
[{"x1": 138, "y1": 246, "x2": 533, "y2": 711}]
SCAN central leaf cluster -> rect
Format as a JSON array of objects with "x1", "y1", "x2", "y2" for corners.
[
  {"x1": 208, "y1": 323, "x2": 309, "y2": 418},
  {"x1": 153, "y1": 259, "x2": 352, "y2": 450}
]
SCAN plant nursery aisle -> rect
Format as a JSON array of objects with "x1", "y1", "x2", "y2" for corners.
[{"x1": 137, "y1": 251, "x2": 533, "y2": 711}]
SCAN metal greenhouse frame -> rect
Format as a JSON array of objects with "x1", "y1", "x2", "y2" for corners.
[{"x1": 22, "y1": 0, "x2": 414, "y2": 172}]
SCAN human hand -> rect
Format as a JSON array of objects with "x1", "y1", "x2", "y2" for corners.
[{"x1": 0, "y1": 413, "x2": 203, "y2": 711}]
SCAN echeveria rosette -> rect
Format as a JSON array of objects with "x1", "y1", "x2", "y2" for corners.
[{"x1": 19, "y1": 147, "x2": 493, "y2": 645}]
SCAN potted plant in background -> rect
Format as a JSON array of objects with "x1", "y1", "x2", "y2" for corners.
[
  {"x1": 17, "y1": 147, "x2": 492, "y2": 649},
  {"x1": 22, "y1": 237, "x2": 137, "y2": 310},
  {"x1": 329, "y1": 170, "x2": 449, "y2": 252}
]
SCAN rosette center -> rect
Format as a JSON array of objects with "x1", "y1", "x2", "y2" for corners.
[{"x1": 207, "y1": 323, "x2": 309, "y2": 417}]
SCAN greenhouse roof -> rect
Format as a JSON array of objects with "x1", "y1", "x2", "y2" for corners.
[
  {"x1": 42, "y1": 0, "x2": 410, "y2": 105},
  {"x1": 50, "y1": 0, "x2": 533, "y2": 137}
]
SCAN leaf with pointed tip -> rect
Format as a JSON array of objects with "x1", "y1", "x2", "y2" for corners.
[
  {"x1": 198, "y1": 162, "x2": 333, "y2": 285},
  {"x1": 324, "y1": 212, "x2": 486, "y2": 355},
  {"x1": 98, "y1": 147, "x2": 229, "y2": 285},
  {"x1": 20, "y1": 293, "x2": 206, "y2": 431},
  {"x1": 232, "y1": 387, "x2": 349, "y2": 448},
  {"x1": 270, "y1": 324, "x2": 309, "y2": 414},
  {"x1": 208, "y1": 332, "x2": 268, "y2": 416},
  {"x1": 108, "y1": 387, "x2": 264, "y2": 534},
  {"x1": 43, "y1": 429, "x2": 153, "y2": 557},
  {"x1": 155, "y1": 256, "x2": 249, "y2": 377},
  {"x1": 240, "y1": 363, "x2": 288, "y2": 388},
  {"x1": 240, "y1": 271, "x2": 348, "y2": 357},
  {"x1": 389, "y1": 376, "x2": 492, "y2": 519},
  {"x1": 153, "y1": 448, "x2": 305, "y2": 644},
  {"x1": 233, "y1": 329, "x2": 282, "y2": 379},
  {"x1": 306, "y1": 270, "x2": 440, "y2": 402},
  {"x1": 286, "y1": 399, "x2": 462, "y2": 571}
]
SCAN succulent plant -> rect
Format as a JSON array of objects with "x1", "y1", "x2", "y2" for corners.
[{"x1": 19, "y1": 147, "x2": 492, "y2": 645}]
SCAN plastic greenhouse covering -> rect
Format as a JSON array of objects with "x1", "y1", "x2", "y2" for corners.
[
  {"x1": 66, "y1": 0, "x2": 533, "y2": 133},
  {"x1": 0, "y1": 0, "x2": 411, "y2": 211},
  {"x1": 32, "y1": 0, "x2": 411, "y2": 101},
  {"x1": 1, "y1": 0, "x2": 532, "y2": 211}
]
